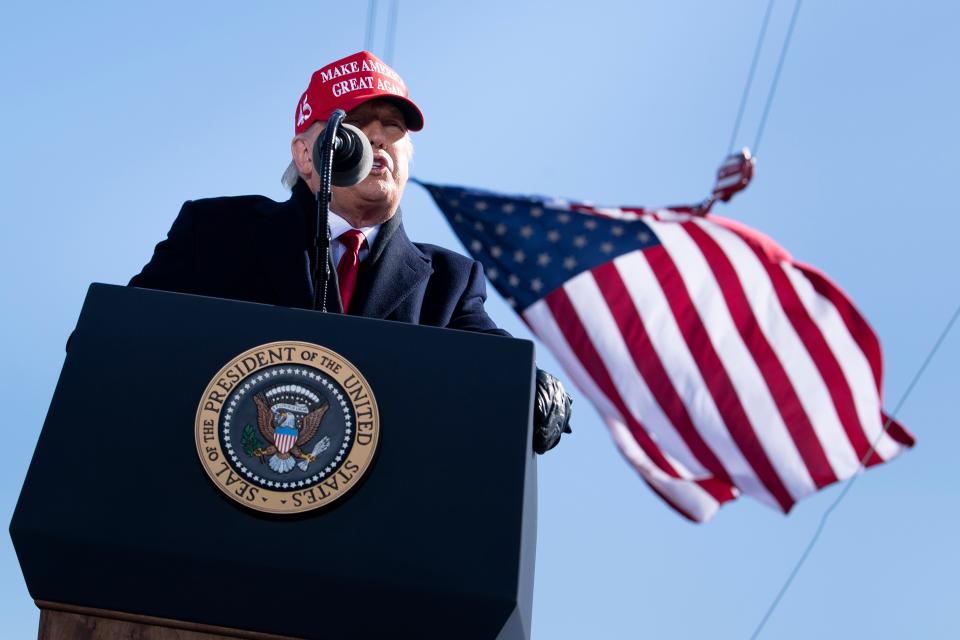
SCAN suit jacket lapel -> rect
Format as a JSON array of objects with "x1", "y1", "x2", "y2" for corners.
[{"x1": 352, "y1": 212, "x2": 432, "y2": 319}]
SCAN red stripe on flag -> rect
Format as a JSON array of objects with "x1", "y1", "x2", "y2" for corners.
[
  {"x1": 714, "y1": 209, "x2": 884, "y2": 396},
  {"x1": 592, "y1": 261, "x2": 738, "y2": 488},
  {"x1": 754, "y1": 247, "x2": 883, "y2": 466},
  {"x1": 544, "y1": 286, "x2": 736, "y2": 505},
  {"x1": 881, "y1": 412, "x2": 916, "y2": 447},
  {"x1": 683, "y1": 222, "x2": 838, "y2": 489},
  {"x1": 643, "y1": 244, "x2": 796, "y2": 512},
  {"x1": 800, "y1": 265, "x2": 885, "y2": 393}
]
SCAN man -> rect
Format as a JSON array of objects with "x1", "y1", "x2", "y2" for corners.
[{"x1": 130, "y1": 51, "x2": 571, "y2": 453}]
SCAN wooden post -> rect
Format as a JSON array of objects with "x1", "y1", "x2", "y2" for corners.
[{"x1": 36, "y1": 602, "x2": 299, "y2": 640}]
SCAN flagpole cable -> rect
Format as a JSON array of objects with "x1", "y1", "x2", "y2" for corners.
[
  {"x1": 751, "y1": 0, "x2": 803, "y2": 155},
  {"x1": 727, "y1": 0, "x2": 776, "y2": 156},
  {"x1": 364, "y1": 0, "x2": 378, "y2": 51},
  {"x1": 384, "y1": 0, "x2": 399, "y2": 64},
  {"x1": 750, "y1": 299, "x2": 960, "y2": 639}
]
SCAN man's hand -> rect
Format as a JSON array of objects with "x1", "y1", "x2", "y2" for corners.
[{"x1": 533, "y1": 368, "x2": 573, "y2": 454}]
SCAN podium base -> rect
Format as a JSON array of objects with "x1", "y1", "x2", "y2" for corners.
[{"x1": 36, "y1": 601, "x2": 298, "y2": 640}]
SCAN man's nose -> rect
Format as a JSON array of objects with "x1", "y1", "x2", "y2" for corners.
[{"x1": 362, "y1": 121, "x2": 387, "y2": 148}]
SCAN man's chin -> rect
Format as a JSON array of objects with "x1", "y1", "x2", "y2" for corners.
[
  {"x1": 366, "y1": 172, "x2": 396, "y2": 189},
  {"x1": 360, "y1": 173, "x2": 404, "y2": 198},
  {"x1": 331, "y1": 176, "x2": 402, "y2": 218}
]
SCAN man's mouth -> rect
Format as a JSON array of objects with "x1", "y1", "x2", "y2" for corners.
[{"x1": 369, "y1": 152, "x2": 391, "y2": 176}]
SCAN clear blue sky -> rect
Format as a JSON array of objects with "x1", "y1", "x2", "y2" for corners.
[{"x1": 2, "y1": 1, "x2": 958, "y2": 637}]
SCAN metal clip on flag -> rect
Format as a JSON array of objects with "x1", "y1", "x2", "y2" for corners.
[{"x1": 698, "y1": 148, "x2": 755, "y2": 215}]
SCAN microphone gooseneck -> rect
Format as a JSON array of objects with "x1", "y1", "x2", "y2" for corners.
[{"x1": 311, "y1": 113, "x2": 374, "y2": 312}]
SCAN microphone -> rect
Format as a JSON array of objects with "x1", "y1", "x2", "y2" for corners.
[
  {"x1": 309, "y1": 110, "x2": 372, "y2": 312},
  {"x1": 312, "y1": 122, "x2": 373, "y2": 187}
]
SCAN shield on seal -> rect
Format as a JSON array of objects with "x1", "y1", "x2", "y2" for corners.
[{"x1": 274, "y1": 425, "x2": 298, "y2": 454}]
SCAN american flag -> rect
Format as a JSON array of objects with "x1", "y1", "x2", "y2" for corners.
[{"x1": 422, "y1": 181, "x2": 915, "y2": 523}]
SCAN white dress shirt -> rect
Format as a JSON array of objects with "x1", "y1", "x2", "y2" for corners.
[{"x1": 327, "y1": 210, "x2": 381, "y2": 267}]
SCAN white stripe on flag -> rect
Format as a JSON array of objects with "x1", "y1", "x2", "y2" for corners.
[
  {"x1": 613, "y1": 250, "x2": 781, "y2": 510},
  {"x1": 523, "y1": 298, "x2": 721, "y2": 522},
  {"x1": 605, "y1": 416, "x2": 724, "y2": 523},
  {"x1": 780, "y1": 264, "x2": 903, "y2": 461},
  {"x1": 694, "y1": 219, "x2": 863, "y2": 479},
  {"x1": 650, "y1": 218, "x2": 817, "y2": 501},
  {"x1": 562, "y1": 269, "x2": 711, "y2": 478}
]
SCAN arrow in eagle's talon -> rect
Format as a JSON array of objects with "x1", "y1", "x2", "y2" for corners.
[{"x1": 296, "y1": 437, "x2": 331, "y2": 471}]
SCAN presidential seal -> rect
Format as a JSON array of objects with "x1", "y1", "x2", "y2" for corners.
[{"x1": 195, "y1": 341, "x2": 380, "y2": 514}]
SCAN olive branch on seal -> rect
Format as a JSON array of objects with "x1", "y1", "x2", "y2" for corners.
[{"x1": 241, "y1": 424, "x2": 265, "y2": 459}]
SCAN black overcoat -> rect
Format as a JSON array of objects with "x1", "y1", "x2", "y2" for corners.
[{"x1": 130, "y1": 180, "x2": 507, "y2": 336}]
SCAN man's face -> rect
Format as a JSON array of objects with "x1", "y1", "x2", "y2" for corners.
[{"x1": 330, "y1": 99, "x2": 412, "y2": 224}]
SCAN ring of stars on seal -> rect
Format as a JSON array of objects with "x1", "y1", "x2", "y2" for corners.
[
  {"x1": 222, "y1": 366, "x2": 353, "y2": 490},
  {"x1": 195, "y1": 341, "x2": 380, "y2": 515}
]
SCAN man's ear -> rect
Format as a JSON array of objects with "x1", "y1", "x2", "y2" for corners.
[{"x1": 291, "y1": 135, "x2": 314, "y2": 177}]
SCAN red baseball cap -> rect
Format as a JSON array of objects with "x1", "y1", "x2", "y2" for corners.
[{"x1": 294, "y1": 50, "x2": 424, "y2": 135}]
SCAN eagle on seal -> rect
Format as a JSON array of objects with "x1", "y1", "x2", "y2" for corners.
[{"x1": 252, "y1": 393, "x2": 329, "y2": 473}]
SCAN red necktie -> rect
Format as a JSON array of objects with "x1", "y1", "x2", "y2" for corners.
[{"x1": 336, "y1": 229, "x2": 366, "y2": 313}]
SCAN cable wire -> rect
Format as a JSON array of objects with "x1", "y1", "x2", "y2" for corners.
[
  {"x1": 364, "y1": 0, "x2": 378, "y2": 52},
  {"x1": 752, "y1": 0, "x2": 803, "y2": 155},
  {"x1": 727, "y1": 0, "x2": 776, "y2": 156},
  {"x1": 384, "y1": 0, "x2": 399, "y2": 64},
  {"x1": 750, "y1": 299, "x2": 960, "y2": 639}
]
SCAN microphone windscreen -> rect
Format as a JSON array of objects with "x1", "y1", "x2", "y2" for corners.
[{"x1": 330, "y1": 123, "x2": 373, "y2": 187}]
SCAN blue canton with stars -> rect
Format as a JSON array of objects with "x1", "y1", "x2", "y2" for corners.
[{"x1": 421, "y1": 182, "x2": 662, "y2": 311}]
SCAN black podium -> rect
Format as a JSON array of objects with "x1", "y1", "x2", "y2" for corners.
[{"x1": 10, "y1": 284, "x2": 538, "y2": 639}]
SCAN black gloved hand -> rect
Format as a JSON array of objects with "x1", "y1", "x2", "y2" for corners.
[{"x1": 533, "y1": 368, "x2": 573, "y2": 454}]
